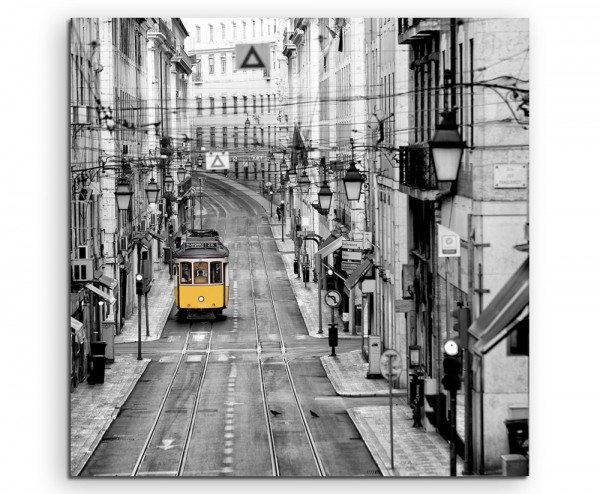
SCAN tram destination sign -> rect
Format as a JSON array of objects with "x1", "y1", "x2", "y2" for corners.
[{"x1": 184, "y1": 240, "x2": 219, "y2": 249}]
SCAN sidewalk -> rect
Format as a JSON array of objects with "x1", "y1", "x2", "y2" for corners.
[{"x1": 70, "y1": 175, "x2": 464, "y2": 477}]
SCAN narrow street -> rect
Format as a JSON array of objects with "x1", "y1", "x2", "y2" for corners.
[{"x1": 79, "y1": 173, "x2": 384, "y2": 477}]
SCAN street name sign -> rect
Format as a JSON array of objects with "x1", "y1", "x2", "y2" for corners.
[
  {"x1": 206, "y1": 152, "x2": 230, "y2": 170},
  {"x1": 235, "y1": 44, "x2": 270, "y2": 70}
]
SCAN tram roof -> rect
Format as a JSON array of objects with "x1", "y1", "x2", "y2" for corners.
[{"x1": 174, "y1": 245, "x2": 229, "y2": 259}]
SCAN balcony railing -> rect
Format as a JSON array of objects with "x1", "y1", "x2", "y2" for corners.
[
  {"x1": 173, "y1": 48, "x2": 193, "y2": 75},
  {"x1": 398, "y1": 144, "x2": 437, "y2": 190}
]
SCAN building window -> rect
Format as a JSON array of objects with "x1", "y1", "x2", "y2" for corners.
[
  {"x1": 210, "y1": 97, "x2": 215, "y2": 115},
  {"x1": 209, "y1": 56, "x2": 214, "y2": 74},
  {"x1": 196, "y1": 127, "x2": 203, "y2": 149},
  {"x1": 210, "y1": 127, "x2": 216, "y2": 147},
  {"x1": 222, "y1": 97, "x2": 227, "y2": 115},
  {"x1": 232, "y1": 54, "x2": 236, "y2": 71},
  {"x1": 252, "y1": 20, "x2": 256, "y2": 38},
  {"x1": 244, "y1": 128, "x2": 248, "y2": 147},
  {"x1": 261, "y1": 19, "x2": 264, "y2": 36},
  {"x1": 253, "y1": 95, "x2": 256, "y2": 113},
  {"x1": 243, "y1": 96, "x2": 248, "y2": 113},
  {"x1": 253, "y1": 126, "x2": 257, "y2": 146},
  {"x1": 243, "y1": 21, "x2": 246, "y2": 38},
  {"x1": 273, "y1": 20, "x2": 276, "y2": 33},
  {"x1": 209, "y1": 24, "x2": 213, "y2": 42},
  {"x1": 267, "y1": 95, "x2": 270, "y2": 113},
  {"x1": 234, "y1": 127, "x2": 238, "y2": 148},
  {"x1": 233, "y1": 96, "x2": 238, "y2": 114},
  {"x1": 222, "y1": 23, "x2": 226, "y2": 40},
  {"x1": 196, "y1": 26, "x2": 201, "y2": 42},
  {"x1": 232, "y1": 22, "x2": 236, "y2": 39},
  {"x1": 260, "y1": 95, "x2": 264, "y2": 114},
  {"x1": 197, "y1": 97, "x2": 202, "y2": 115},
  {"x1": 221, "y1": 56, "x2": 226, "y2": 74},
  {"x1": 223, "y1": 127, "x2": 227, "y2": 148},
  {"x1": 260, "y1": 127, "x2": 264, "y2": 146}
]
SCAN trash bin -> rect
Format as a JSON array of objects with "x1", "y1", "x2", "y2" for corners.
[
  {"x1": 163, "y1": 247, "x2": 171, "y2": 265},
  {"x1": 293, "y1": 259, "x2": 299, "y2": 275},
  {"x1": 90, "y1": 354, "x2": 106, "y2": 384},
  {"x1": 90, "y1": 341, "x2": 106, "y2": 356},
  {"x1": 302, "y1": 266, "x2": 310, "y2": 282}
]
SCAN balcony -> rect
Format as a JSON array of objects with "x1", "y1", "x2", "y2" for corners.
[
  {"x1": 148, "y1": 19, "x2": 176, "y2": 53},
  {"x1": 172, "y1": 48, "x2": 193, "y2": 75},
  {"x1": 192, "y1": 71, "x2": 203, "y2": 83},
  {"x1": 398, "y1": 18, "x2": 441, "y2": 45},
  {"x1": 398, "y1": 144, "x2": 436, "y2": 190}
]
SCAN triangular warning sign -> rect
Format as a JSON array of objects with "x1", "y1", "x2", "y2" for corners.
[
  {"x1": 210, "y1": 155, "x2": 227, "y2": 169},
  {"x1": 240, "y1": 46, "x2": 265, "y2": 69}
]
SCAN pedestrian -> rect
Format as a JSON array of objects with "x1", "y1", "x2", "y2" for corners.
[{"x1": 276, "y1": 206, "x2": 282, "y2": 221}]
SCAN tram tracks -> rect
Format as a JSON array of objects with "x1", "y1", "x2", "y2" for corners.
[
  {"x1": 248, "y1": 219, "x2": 326, "y2": 477},
  {"x1": 130, "y1": 323, "x2": 213, "y2": 476}
]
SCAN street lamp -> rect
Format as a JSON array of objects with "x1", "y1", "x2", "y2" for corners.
[
  {"x1": 429, "y1": 110, "x2": 466, "y2": 182},
  {"x1": 164, "y1": 173, "x2": 174, "y2": 194},
  {"x1": 298, "y1": 170, "x2": 311, "y2": 194},
  {"x1": 177, "y1": 165, "x2": 187, "y2": 183},
  {"x1": 343, "y1": 161, "x2": 365, "y2": 202},
  {"x1": 145, "y1": 177, "x2": 160, "y2": 204},
  {"x1": 115, "y1": 177, "x2": 133, "y2": 211},
  {"x1": 287, "y1": 167, "x2": 297, "y2": 185},
  {"x1": 97, "y1": 299, "x2": 105, "y2": 341},
  {"x1": 317, "y1": 181, "x2": 333, "y2": 214}
]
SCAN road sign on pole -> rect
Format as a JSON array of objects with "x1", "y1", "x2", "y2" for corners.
[{"x1": 206, "y1": 152, "x2": 230, "y2": 170}]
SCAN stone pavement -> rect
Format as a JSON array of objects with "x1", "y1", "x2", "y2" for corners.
[
  {"x1": 115, "y1": 260, "x2": 174, "y2": 343},
  {"x1": 69, "y1": 174, "x2": 465, "y2": 477}
]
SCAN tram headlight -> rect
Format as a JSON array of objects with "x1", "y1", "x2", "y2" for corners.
[{"x1": 198, "y1": 296, "x2": 204, "y2": 302}]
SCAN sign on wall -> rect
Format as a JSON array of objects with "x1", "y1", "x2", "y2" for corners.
[
  {"x1": 206, "y1": 152, "x2": 230, "y2": 170},
  {"x1": 438, "y1": 224, "x2": 460, "y2": 257}
]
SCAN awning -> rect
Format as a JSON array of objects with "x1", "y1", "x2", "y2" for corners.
[
  {"x1": 85, "y1": 283, "x2": 117, "y2": 305},
  {"x1": 344, "y1": 256, "x2": 374, "y2": 291},
  {"x1": 470, "y1": 258, "x2": 529, "y2": 356},
  {"x1": 96, "y1": 274, "x2": 118, "y2": 290},
  {"x1": 70, "y1": 317, "x2": 86, "y2": 344},
  {"x1": 70, "y1": 317, "x2": 83, "y2": 332},
  {"x1": 315, "y1": 236, "x2": 345, "y2": 258}
]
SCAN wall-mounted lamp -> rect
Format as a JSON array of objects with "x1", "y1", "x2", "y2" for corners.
[
  {"x1": 115, "y1": 178, "x2": 133, "y2": 211},
  {"x1": 317, "y1": 181, "x2": 333, "y2": 214},
  {"x1": 145, "y1": 178, "x2": 160, "y2": 204},
  {"x1": 164, "y1": 173, "x2": 174, "y2": 194},
  {"x1": 429, "y1": 110, "x2": 466, "y2": 182},
  {"x1": 298, "y1": 170, "x2": 311, "y2": 194},
  {"x1": 343, "y1": 161, "x2": 365, "y2": 201}
]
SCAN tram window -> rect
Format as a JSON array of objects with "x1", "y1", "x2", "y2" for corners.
[
  {"x1": 194, "y1": 261, "x2": 209, "y2": 284},
  {"x1": 180, "y1": 262, "x2": 192, "y2": 284},
  {"x1": 211, "y1": 262, "x2": 222, "y2": 283}
]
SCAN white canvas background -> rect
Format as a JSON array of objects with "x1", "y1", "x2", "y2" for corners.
[{"x1": 1, "y1": 1, "x2": 598, "y2": 493}]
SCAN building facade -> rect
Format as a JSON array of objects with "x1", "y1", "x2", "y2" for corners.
[{"x1": 184, "y1": 18, "x2": 289, "y2": 201}]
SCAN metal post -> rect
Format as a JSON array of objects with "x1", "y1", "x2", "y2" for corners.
[
  {"x1": 137, "y1": 292, "x2": 142, "y2": 361},
  {"x1": 464, "y1": 349, "x2": 473, "y2": 475},
  {"x1": 270, "y1": 192, "x2": 273, "y2": 217},
  {"x1": 316, "y1": 253, "x2": 323, "y2": 334},
  {"x1": 388, "y1": 356, "x2": 395, "y2": 471},
  {"x1": 169, "y1": 233, "x2": 173, "y2": 280},
  {"x1": 281, "y1": 201, "x2": 285, "y2": 242},
  {"x1": 450, "y1": 389, "x2": 457, "y2": 476},
  {"x1": 144, "y1": 292, "x2": 150, "y2": 337},
  {"x1": 200, "y1": 183, "x2": 203, "y2": 229}
]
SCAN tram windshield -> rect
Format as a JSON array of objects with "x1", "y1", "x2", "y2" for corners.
[
  {"x1": 193, "y1": 261, "x2": 209, "y2": 284},
  {"x1": 210, "y1": 262, "x2": 222, "y2": 284}
]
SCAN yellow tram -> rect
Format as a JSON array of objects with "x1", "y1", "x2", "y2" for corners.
[{"x1": 173, "y1": 230, "x2": 229, "y2": 320}]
